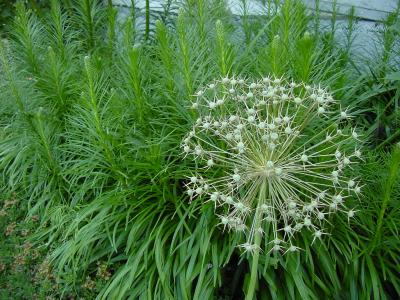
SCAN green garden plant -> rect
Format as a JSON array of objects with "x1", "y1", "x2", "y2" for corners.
[{"x1": 0, "y1": 0, "x2": 399, "y2": 299}]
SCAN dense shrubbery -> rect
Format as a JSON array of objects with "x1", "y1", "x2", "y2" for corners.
[
  {"x1": 0, "y1": 0, "x2": 51, "y2": 34},
  {"x1": 0, "y1": 0, "x2": 399, "y2": 299}
]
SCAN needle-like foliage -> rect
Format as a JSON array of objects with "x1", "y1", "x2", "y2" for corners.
[{"x1": 0, "y1": 0, "x2": 399, "y2": 299}]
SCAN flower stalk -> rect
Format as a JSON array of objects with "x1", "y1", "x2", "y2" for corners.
[{"x1": 246, "y1": 181, "x2": 267, "y2": 300}]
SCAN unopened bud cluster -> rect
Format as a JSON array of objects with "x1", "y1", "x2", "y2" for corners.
[{"x1": 182, "y1": 76, "x2": 362, "y2": 253}]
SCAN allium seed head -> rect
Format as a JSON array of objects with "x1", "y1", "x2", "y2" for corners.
[
  {"x1": 221, "y1": 216, "x2": 229, "y2": 224},
  {"x1": 184, "y1": 145, "x2": 190, "y2": 153},
  {"x1": 267, "y1": 90, "x2": 275, "y2": 97},
  {"x1": 232, "y1": 174, "x2": 241, "y2": 182},
  {"x1": 225, "y1": 196, "x2": 234, "y2": 204},
  {"x1": 270, "y1": 132, "x2": 279, "y2": 140},
  {"x1": 285, "y1": 126, "x2": 293, "y2": 135},
  {"x1": 182, "y1": 76, "x2": 362, "y2": 253},
  {"x1": 294, "y1": 97, "x2": 302, "y2": 105},
  {"x1": 275, "y1": 167, "x2": 283, "y2": 176},
  {"x1": 304, "y1": 218, "x2": 312, "y2": 226},
  {"x1": 314, "y1": 230, "x2": 322, "y2": 238},
  {"x1": 284, "y1": 225, "x2": 292, "y2": 233},
  {"x1": 195, "y1": 146, "x2": 203, "y2": 156},
  {"x1": 258, "y1": 122, "x2": 266, "y2": 129},
  {"x1": 248, "y1": 116, "x2": 256, "y2": 123},
  {"x1": 210, "y1": 192, "x2": 218, "y2": 201}
]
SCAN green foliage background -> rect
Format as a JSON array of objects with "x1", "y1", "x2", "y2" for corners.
[
  {"x1": 0, "y1": 0, "x2": 399, "y2": 299},
  {"x1": 0, "y1": 0, "x2": 51, "y2": 33}
]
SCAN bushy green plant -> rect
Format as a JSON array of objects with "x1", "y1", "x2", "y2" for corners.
[
  {"x1": 0, "y1": 0, "x2": 51, "y2": 34},
  {"x1": 0, "y1": 0, "x2": 399, "y2": 299}
]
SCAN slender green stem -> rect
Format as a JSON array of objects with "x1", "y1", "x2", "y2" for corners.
[
  {"x1": 84, "y1": 0, "x2": 94, "y2": 50},
  {"x1": 246, "y1": 181, "x2": 267, "y2": 300},
  {"x1": 370, "y1": 143, "x2": 400, "y2": 252},
  {"x1": 145, "y1": 0, "x2": 150, "y2": 41}
]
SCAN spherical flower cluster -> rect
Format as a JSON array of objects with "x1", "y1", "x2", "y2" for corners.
[{"x1": 182, "y1": 76, "x2": 362, "y2": 253}]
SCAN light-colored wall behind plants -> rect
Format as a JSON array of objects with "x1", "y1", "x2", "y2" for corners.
[
  {"x1": 112, "y1": 0, "x2": 398, "y2": 61},
  {"x1": 303, "y1": 0, "x2": 397, "y2": 21},
  {"x1": 113, "y1": 0, "x2": 398, "y2": 19}
]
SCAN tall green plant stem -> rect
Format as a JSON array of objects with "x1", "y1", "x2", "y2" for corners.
[
  {"x1": 83, "y1": 0, "x2": 95, "y2": 50},
  {"x1": 246, "y1": 181, "x2": 267, "y2": 300},
  {"x1": 370, "y1": 143, "x2": 400, "y2": 251},
  {"x1": 155, "y1": 20, "x2": 175, "y2": 94},
  {"x1": 215, "y1": 20, "x2": 232, "y2": 77},
  {"x1": 177, "y1": 11, "x2": 193, "y2": 97},
  {"x1": 145, "y1": 0, "x2": 150, "y2": 40}
]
